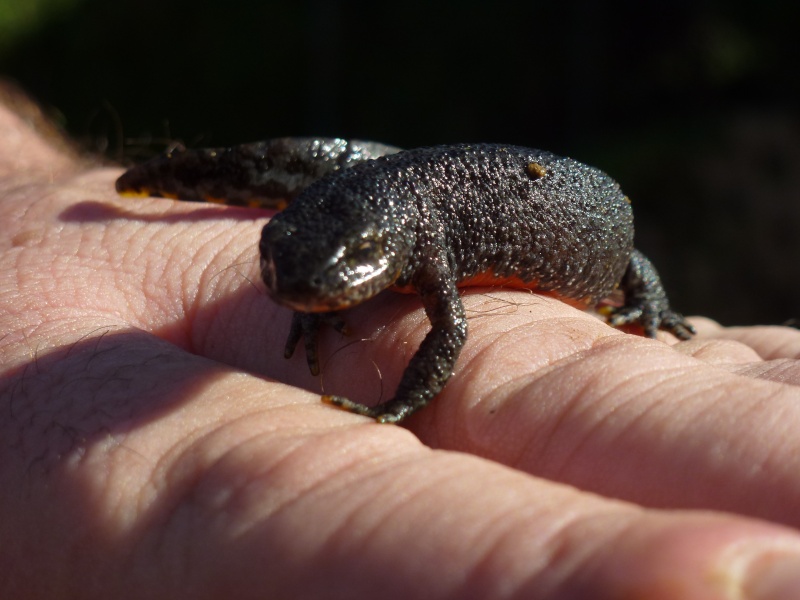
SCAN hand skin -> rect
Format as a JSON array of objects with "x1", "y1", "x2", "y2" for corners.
[{"x1": 2, "y1": 104, "x2": 800, "y2": 600}]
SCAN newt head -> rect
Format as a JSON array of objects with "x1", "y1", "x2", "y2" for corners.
[{"x1": 259, "y1": 207, "x2": 414, "y2": 312}]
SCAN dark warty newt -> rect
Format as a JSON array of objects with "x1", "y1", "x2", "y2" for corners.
[{"x1": 116, "y1": 137, "x2": 695, "y2": 423}]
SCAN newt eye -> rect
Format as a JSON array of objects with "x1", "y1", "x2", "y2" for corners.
[{"x1": 352, "y1": 240, "x2": 381, "y2": 263}]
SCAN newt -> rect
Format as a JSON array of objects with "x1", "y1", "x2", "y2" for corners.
[{"x1": 117, "y1": 137, "x2": 695, "y2": 423}]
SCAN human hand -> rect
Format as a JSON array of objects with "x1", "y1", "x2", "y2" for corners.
[{"x1": 2, "y1": 98, "x2": 800, "y2": 599}]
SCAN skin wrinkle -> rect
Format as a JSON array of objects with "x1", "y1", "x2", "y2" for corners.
[
  {"x1": 513, "y1": 357, "x2": 603, "y2": 476},
  {"x1": 317, "y1": 451, "x2": 446, "y2": 554},
  {"x1": 150, "y1": 418, "x2": 234, "y2": 512},
  {"x1": 155, "y1": 434, "x2": 277, "y2": 544},
  {"x1": 152, "y1": 401, "x2": 416, "y2": 547},
  {"x1": 147, "y1": 382, "x2": 293, "y2": 462},
  {"x1": 456, "y1": 333, "x2": 610, "y2": 468},
  {"x1": 450, "y1": 306, "x2": 617, "y2": 432},
  {"x1": 594, "y1": 360, "x2": 701, "y2": 426},
  {"x1": 178, "y1": 252, "x2": 213, "y2": 353},
  {"x1": 558, "y1": 359, "x2": 799, "y2": 515},
  {"x1": 93, "y1": 224, "x2": 161, "y2": 326},
  {"x1": 204, "y1": 232, "x2": 259, "y2": 290},
  {"x1": 734, "y1": 358, "x2": 800, "y2": 383},
  {"x1": 458, "y1": 515, "x2": 537, "y2": 599},
  {"x1": 727, "y1": 375, "x2": 788, "y2": 425},
  {"x1": 122, "y1": 389, "x2": 317, "y2": 542},
  {"x1": 453, "y1": 326, "x2": 531, "y2": 403},
  {"x1": 13, "y1": 242, "x2": 67, "y2": 308},
  {"x1": 694, "y1": 320, "x2": 800, "y2": 361},
  {"x1": 453, "y1": 471, "x2": 643, "y2": 599},
  {"x1": 480, "y1": 339, "x2": 707, "y2": 477},
  {"x1": 723, "y1": 384, "x2": 796, "y2": 488},
  {"x1": 487, "y1": 381, "x2": 550, "y2": 467},
  {"x1": 99, "y1": 217, "x2": 135, "y2": 272},
  {"x1": 146, "y1": 226, "x2": 188, "y2": 298},
  {"x1": 146, "y1": 227, "x2": 214, "y2": 340},
  {"x1": 463, "y1": 313, "x2": 602, "y2": 384},
  {"x1": 147, "y1": 213, "x2": 262, "y2": 356},
  {"x1": 695, "y1": 387, "x2": 792, "y2": 503},
  {"x1": 311, "y1": 454, "x2": 518, "y2": 597},
  {"x1": 1, "y1": 183, "x2": 59, "y2": 232},
  {"x1": 746, "y1": 329, "x2": 800, "y2": 361},
  {"x1": 524, "y1": 335, "x2": 633, "y2": 425},
  {"x1": 605, "y1": 373, "x2": 691, "y2": 443},
  {"x1": 160, "y1": 430, "x2": 439, "y2": 595},
  {"x1": 684, "y1": 338, "x2": 764, "y2": 366},
  {"x1": 189, "y1": 235, "x2": 260, "y2": 332},
  {"x1": 447, "y1": 512, "x2": 545, "y2": 598},
  {"x1": 475, "y1": 340, "x2": 604, "y2": 462},
  {"x1": 559, "y1": 370, "x2": 705, "y2": 486},
  {"x1": 246, "y1": 427, "x2": 401, "y2": 520},
  {"x1": 535, "y1": 509, "x2": 643, "y2": 597},
  {"x1": 544, "y1": 362, "x2": 718, "y2": 480},
  {"x1": 452, "y1": 486, "x2": 610, "y2": 598},
  {"x1": 56, "y1": 263, "x2": 119, "y2": 319}
]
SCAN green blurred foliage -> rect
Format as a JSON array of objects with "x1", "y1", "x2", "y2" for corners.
[{"x1": 0, "y1": 0, "x2": 86, "y2": 55}]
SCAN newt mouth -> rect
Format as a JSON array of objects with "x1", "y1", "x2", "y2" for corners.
[{"x1": 259, "y1": 252, "x2": 398, "y2": 312}]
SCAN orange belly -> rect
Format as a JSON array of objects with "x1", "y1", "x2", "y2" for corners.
[{"x1": 391, "y1": 270, "x2": 594, "y2": 308}]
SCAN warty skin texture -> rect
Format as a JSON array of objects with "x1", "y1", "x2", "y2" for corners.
[{"x1": 118, "y1": 139, "x2": 694, "y2": 423}]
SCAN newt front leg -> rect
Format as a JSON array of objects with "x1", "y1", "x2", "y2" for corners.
[
  {"x1": 324, "y1": 254, "x2": 467, "y2": 423},
  {"x1": 284, "y1": 312, "x2": 349, "y2": 376}
]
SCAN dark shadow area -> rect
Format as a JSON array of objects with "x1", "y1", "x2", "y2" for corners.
[
  {"x1": 0, "y1": 263, "x2": 410, "y2": 480},
  {"x1": 1, "y1": 328, "x2": 234, "y2": 476},
  {"x1": 2, "y1": 0, "x2": 799, "y2": 326}
]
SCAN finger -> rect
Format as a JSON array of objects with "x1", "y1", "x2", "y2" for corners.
[
  {"x1": 691, "y1": 316, "x2": 800, "y2": 361},
  {"x1": 0, "y1": 91, "x2": 79, "y2": 180},
  {"x1": 264, "y1": 289, "x2": 800, "y2": 528},
  {"x1": 683, "y1": 317, "x2": 800, "y2": 385},
  {"x1": 416, "y1": 294, "x2": 800, "y2": 528},
  {"x1": 3, "y1": 327, "x2": 800, "y2": 599}
]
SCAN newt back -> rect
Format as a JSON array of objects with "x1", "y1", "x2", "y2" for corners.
[{"x1": 261, "y1": 144, "x2": 633, "y2": 312}]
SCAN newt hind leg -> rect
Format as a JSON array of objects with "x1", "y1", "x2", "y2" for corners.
[{"x1": 606, "y1": 249, "x2": 695, "y2": 340}]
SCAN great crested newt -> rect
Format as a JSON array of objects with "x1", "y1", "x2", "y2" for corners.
[{"x1": 116, "y1": 137, "x2": 695, "y2": 423}]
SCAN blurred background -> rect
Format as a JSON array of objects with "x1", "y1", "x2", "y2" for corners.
[{"x1": 1, "y1": 0, "x2": 798, "y2": 326}]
